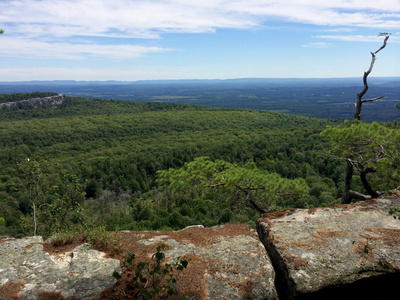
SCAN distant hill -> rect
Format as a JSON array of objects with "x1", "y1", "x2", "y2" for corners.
[{"x1": 1, "y1": 77, "x2": 399, "y2": 122}]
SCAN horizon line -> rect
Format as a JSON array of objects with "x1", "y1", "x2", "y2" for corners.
[{"x1": 1, "y1": 76, "x2": 400, "y2": 84}]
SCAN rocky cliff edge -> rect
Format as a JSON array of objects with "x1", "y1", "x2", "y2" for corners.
[
  {"x1": 0, "y1": 95, "x2": 64, "y2": 109},
  {"x1": 1, "y1": 195, "x2": 399, "y2": 299}
]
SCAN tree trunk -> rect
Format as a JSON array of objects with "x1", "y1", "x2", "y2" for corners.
[
  {"x1": 249, "y1": 198, "x2": 267, "y2": 214},
  {"x1": 32, "y1": 201, "x2": 37, "y2": 236},
  {"x1": 342, "y1": 160, "x2": 354, "y2": 204},
  {"x1": 342, "y1": 34, "x2": 389, "y2": 203},
  {"x1": 360, "y1": 168, "x2": 380, "y2": 198}
]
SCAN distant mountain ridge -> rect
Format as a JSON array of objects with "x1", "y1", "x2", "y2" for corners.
[
  {"x1": 1, "y1": 77, "x2": 399, "y2": 86},
  {"x1": 0, "y1": 77, "x2": 399, "y2": 122}
]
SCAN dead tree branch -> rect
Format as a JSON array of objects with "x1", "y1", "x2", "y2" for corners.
[
  {"x1": 354, "y1": 35, "x2": 389, "y2": 120},
  {"x1": 342, "y1": 34, "x2": 390, "y2": 204},
  {"x1": 362, "y1": 96, "x2": 384, "y2": 103}
]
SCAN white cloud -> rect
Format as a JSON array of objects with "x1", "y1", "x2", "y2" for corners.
[
  {"x1": 315, "y1": 34, "x2": 400, "y2": 43},
  {"x1": 0, "y1": 37, "x2": 174, "y2": 60},
  {"x1": 1, "y1": 0, "x2": 399, "y2": 64},
  {"x1": 302, "y1": 42, "x2": 331, "y2": 48},
  {"x1": 1, "y1": 0, "x2": 400, "y2": 39},
  {"x1": 0, "y1": 67, "x2": 207, "y2": 81}
]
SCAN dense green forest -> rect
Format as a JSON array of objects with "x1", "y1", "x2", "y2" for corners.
[{"x1": 1, "y1": 93, "x2": 395, "y2": 237}]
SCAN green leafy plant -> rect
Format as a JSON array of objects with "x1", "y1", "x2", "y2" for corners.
[
  {"x1": 113, "y1": 244, "x2": 190, "y2": 299},
  {"x1": 364, "y1": 242, "x2": 369, "y2": 254},
  {"x1": 389, "y1": 207, "x2": 400, "y2": 220}
]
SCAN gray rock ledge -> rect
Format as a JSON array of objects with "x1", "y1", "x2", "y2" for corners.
[
  {"x1": 0, "y1": 236, "x2": 120, "y2": 299},
  {"x1": 257, "y1": 197, "x2": 400, "y2": 300}
]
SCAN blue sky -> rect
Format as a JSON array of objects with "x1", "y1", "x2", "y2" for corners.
[{"x1": 0, "y1": 0, "x2": 399, "y2": 81}]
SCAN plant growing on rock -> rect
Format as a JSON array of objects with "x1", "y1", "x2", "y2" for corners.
[
  {"x1": 389, "y1": 206, "x2": 400, "y2": 220},
  {"x1": 113, "y1": 244, "x2": 190, "y2": 299}
]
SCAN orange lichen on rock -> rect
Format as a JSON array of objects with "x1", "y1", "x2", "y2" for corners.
[
  {"x1": 232, "y1": 277, "x2": 256, "y2": 296},
  {"x1": 352, "y1": 240, "x2": 377, "y2": 266},
  {"x1": 36, "y1": 291, "x2": 79, "y2": 300},
  {"x1": 101, "y1": 224, "x2": 276, "y2": 299},
  {"x1": 284, "y1": 254, "x2": 308, "y2": 270},
  {"x1": 0, "y1": 281, "x2": 24, "y2": 299},
  {"x1": 312, "y1": 229, "x2": 350, "y2": 239}
]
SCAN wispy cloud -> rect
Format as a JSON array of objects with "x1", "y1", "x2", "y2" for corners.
[
  {"x1": 315, "y1": 34, "x2": 400, "y2": 43},
  {"x1": 2, "y1": 1, "x2": 400, "y2": 39},
  {"x1": 0, "y1": 67, "x2": 200, "y2": 81},
  {"x1": 1, "y1": 0, "x2": 399, "y2": 61},
  {"x1": 302, "y1": 42, "x2": 331, "y2": 48},
  {"x1": 0, "y1": 37, "x2": 174, "y2": 60}
]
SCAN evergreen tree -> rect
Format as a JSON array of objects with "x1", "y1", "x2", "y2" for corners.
[{"x1": 156, "y1": 156, "x2": 309, "y2": 214}]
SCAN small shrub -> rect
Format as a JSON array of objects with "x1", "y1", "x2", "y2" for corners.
[
  {"x1": 160, "y1": 226, "x2": 174, "y2": 231},
  {"x1": 48, "y1": 229, "x2": 76, "y2": 246},
  {"x1": 84, "y1": 226, "x2": 122, "y2": 255},
  {"x1": 113, "y1": 244, "x2": 190, "y2": 299},
  {"x1": 49, "y1": 225, "x2": 122, "y2": 255}
]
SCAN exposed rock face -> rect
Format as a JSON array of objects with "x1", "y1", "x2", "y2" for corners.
[
  {"x1": 1, "y1": 197, "x2": 399, "y2": 299},
  {"x1": 0, "y1": 95, "x2": 64, "y2": 109},
  {"x1": 257, "y1": 197, "x2": 400, "y2": 300},
  {"x1": 0, "y1": 236, "x2": 120, "y2": 299},
  {"x1": 117, "y1": 224, "x2": 278, "y2": 299}
]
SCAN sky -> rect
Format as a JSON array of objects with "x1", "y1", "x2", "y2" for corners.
[{"x1": 0, "y1": 0, "x2": 399, "y2": 81}]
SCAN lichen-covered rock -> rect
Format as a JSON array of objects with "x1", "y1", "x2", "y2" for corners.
[
  {"x1": 257, "y1": 197, "x2": 400, "y2": 300},
  {"x1": 123, "y1": 224, "x2": 278, "y2": 299},
  {"x1": 0, "y1": 236, "x2": 120, "y2": 299}
]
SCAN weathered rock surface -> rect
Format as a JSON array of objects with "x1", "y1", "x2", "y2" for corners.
[
  {"x1": 0, "y1": 95, "x2": 64, "y2": 109},
  {"x1": 117, "y1": 224, "x2": 278, "y2": 299},
  {"x1": 1, "y1": 196, "x2": 399, "y2": 299},
  {"x1": 0, "y1": 236, "x2": 120, "y2": 299},
  {"x1": 257, "y1": 197, "x2": 400, "y2": 300}
]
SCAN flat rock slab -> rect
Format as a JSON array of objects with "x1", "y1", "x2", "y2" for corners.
[
  {"x1": 257, "y1": 197, "x2": 400, "y2": 300},
  {"x1": 0, "y1": 236, "x2": 120, "y2": 299},
  {"x1": 116, "y1": 224, "x2": 278, "y2": 299}
]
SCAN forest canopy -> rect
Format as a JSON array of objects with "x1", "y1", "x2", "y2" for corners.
[{"x1": 1, "y1": 93, "x2": 395, "y2": 237}]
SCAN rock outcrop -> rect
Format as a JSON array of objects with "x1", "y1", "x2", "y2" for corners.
[
  {"x1": 0, "y1": 236, "x2": 120, "y2": 299},
  {"x1": 118, "y1": 224, "x2": 278, "y2": 299},
  {"x1": 257, "y1": 197, "x2": 400, "y2": 300},
  {"x1": 0, "y1": 95, "x2": 64, "y2": 109},
  {"x1": 0, "y1": 196, "x2": 399, "y2": 299}
]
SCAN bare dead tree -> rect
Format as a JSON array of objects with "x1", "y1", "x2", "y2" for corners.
[
  {"x1": 354, "y1": 34, "x2": 390, "y2": 120},
  {"x1": 342, "y1": 34, "x2": 390, "y2": 204}
]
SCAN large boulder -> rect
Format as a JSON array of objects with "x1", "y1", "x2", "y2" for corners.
[
  {"x1": 0, "y1": 236, "x2": 121, "y2": 299},
  {"x1": 0, "y1": 224, "x2": 278, "y2": 299},
  {"x1": 2, "y1": 197, "x2": 399, "y2": 299},
  {"x1": 116, "y1": 224, "x2": 278, "y2": 299},
  {"x1": 257, "y1": 197, "x2": 400, "y2": 300}
]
